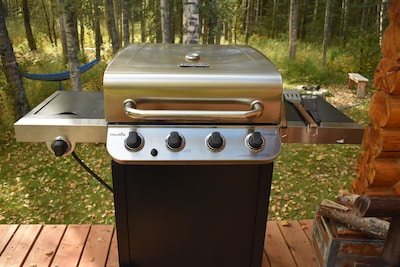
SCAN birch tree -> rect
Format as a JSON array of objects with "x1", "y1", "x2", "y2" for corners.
[
  {"x1": 322, "y1": 0, "x2": 331, "y2": 67},
  {"x1": 62, "y1": 0, "x2": 82, "y2": 91},
  {"x1": 0, "y1": 0, "x2": 30, "y2": 118},
  {"x1": 289, "y1": 0, "x2": 298, "y2": 60},
  {"x1": 182, "y1": 0, "x2": 199, "y2": 44}
]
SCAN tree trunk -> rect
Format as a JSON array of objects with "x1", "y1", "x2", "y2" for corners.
[
  {"x1": 140, "y1": 0, "x2": 146, "y2": 42},
  {"x1": 289, "y1": 0, "x2": 298, "y2": 60},
  {"x1": 208, "y1": 0, "x2": 217, "y2": 44},
  {"x1": 322, "y1": 0, "x2": 331, "y2": 67},
  {"x1": 271, "y1": 0, "x2": 278, "y2": 38},
  {"x1": 0, "y1": 0, "x2": 30, "y2": 118},
  {"x1": 93, "y1": 0, "x2": 102, "y2": 59},
  {"x1": 182, "y1": 0, "x2": 200, "y2": 44},
  {"x1": 244, "y1": 0, "x2": 253, "y2": 44},
  {"x1": 62, "y1": 0, "x2": 82, "y2": 91},
  {"x1": 104, "y1": 0, "x2": 120, "y2": 54},
  {"x1": 122, "y1": 0, "x2": 131, "y2": 46},
  {"x1": 41, "y1": 0, "x2": 54, "y2": 45},
  {"x1": 341, "y1": 0, "x2": 348, "y2": 46},
  {"x1": 58, "y1": 0, "x2": 68, "y2": 64},
  {"x1": 161, "y1": 0, "x2": 172, "y2": 43},
  {"x1": 21, "y1": 0, "x2": 36, "y2": 50}
]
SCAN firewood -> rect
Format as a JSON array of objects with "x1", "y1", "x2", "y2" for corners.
[
  {"x1": 318, "y1": 205, "x2": 389, "y2": 240},
  {"x1": 370, "y1": 91, "x2": 400, "y2": 127},
  {"x1": 337, "y1": 191, "x2": 360, "y2": 207},
  {"x1": 355, "y1": 194, "x2": 400, "y2": 217}
]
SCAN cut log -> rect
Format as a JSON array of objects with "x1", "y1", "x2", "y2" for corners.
[
  {"x1": 363, "y1": 122, "x2": 400, "y2": 153},
  {"x1": 351, "y1": 179, "x2": 366, "y2": 195},
  {"x1": 355, "y1": 194, "x2": 400, "y2": 217},
  {"x1": 381, "y1": 23, "x2": 400, "y2": 60},
  {"x1": 370, "y1": 91, "x2": 400, "y2": 127},
  {"x1": 374, "y1": 58, "x2": 400, "y2": 94},
  {"x1": 366, "y1": 158, "x2": 400, "y2": 187},
  {"x1": 388, "y1": 0, "x2": 400, "y2": 25},
  {"x1": 318, "y1": 205, "x2": 389, "y2": 239},
  {"x1": 336, "y1": 191, "x2": 360, "y2": 207}
]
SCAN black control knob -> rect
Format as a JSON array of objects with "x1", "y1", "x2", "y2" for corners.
[
  {"x1": 167, "y1": 131, "x2": 183, "y2": 150},
  {"x1": 207, "y1": 132, "x2": 224, "y2": 150},
  {"x1": 125, "y1": 131, "x2": 143, "y2": 151},
  {"x1": 247, "y1": 132, "x2": 265, "y2": 150},
  {"x1": 51, "y1": 139, "x2": 69, "y2": 157}
]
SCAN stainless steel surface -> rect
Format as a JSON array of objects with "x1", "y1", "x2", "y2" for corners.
[
  {"x1": 123, "y1": 98, "x2": 263, "y2": 121},
  {"x1": 14, "y1": 91, "x2": 106, "y2": 143},
  {"x1": 103, "y1": 43, "x2": 282, "y2": 124},
  {"x1": 107, "y1": 125, "x2": 281, "y2": 164}
]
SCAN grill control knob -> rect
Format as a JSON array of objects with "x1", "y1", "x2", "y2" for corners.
[
  {"x1": 246, "y1": 132, "x2": 265, "y2": 151},
  {"x1": 166, "y1": 131, "x2": 184, "y2": 151},
  {"x1": 125, "y1": 131, "x2": 144, "y2": 151},
  {"x1": 207, "y1": 132, "x2": 225, "y2": 151},
  {"x1": 52, "y1": 140, "x2": 69, "y2": 157},
  {"x1": 50, "y1": 136, "x2": 73, "y2": 157}
]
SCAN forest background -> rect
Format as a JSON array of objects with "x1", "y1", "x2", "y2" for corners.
[{"x1": 0, "y1": 0, "x2": 387, "y2": 224}]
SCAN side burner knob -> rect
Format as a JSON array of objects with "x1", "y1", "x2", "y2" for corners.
[
  {"x1": 50, "y1": 136, "x2": 73, "y2": 157},
  {"x1": 125, "y1": 131, "x2": 144, "y2": 151},
  {"x1": 246, "y1": 132, "x2": 265, "y2": 151},
  {"x1": 207, "y1": 132, "x2": 225, "y2": 151},
  {"x1": 52, "y1": 140, "x2": 69, "y2": 157},
  {"x1": 166, "y1": 131, "x2": 184, "y2": 151}
]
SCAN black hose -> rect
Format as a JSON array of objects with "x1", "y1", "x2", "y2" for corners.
[{"x1": 71, "y1": 151, "x2": 114, "y2": 194}]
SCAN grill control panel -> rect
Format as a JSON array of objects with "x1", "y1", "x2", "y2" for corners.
[{"x1": 107, "y1": 125, "x2": 281, "y2": 164}]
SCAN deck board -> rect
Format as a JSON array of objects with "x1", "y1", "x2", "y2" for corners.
[{"x1": 0, "y1": 220, "x2": 316, "y2": 266}]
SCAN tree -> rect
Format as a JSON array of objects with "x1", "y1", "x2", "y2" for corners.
[
  {"x1": 61, "y1": 0, "x2": 82, "y2": 91},
  {"x1": 0, "y1": 0, "x2": 30, "y2": 118},
  {"x1": 104, "y1": 0, "x2": 120, "y2": 54},
  {"x1": 122, "y1": 0, "x2": 132, "y2": 46},
  {"x1": 289, "y1": 0, "x2": 298, "y2": 60},
  {"x1": 322, "y1": 0, "x2": 331, "y2": 67},
  {"x1": 182, "y1": 0, "x2": 200, "y2": 44},
  {"x1": 21, "y1": 0, "x2": 36, "y2": 50},
  {"x1": 161, "y1": 0, "x2": 173, "y2": 43}
]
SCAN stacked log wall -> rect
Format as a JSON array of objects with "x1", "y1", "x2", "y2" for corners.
[{"x1": 351, "y1": 0, "x2": 400, "y2": 195}]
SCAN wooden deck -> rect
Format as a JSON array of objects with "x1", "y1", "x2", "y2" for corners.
[{"x1": 0, "y1": 220, "x2": 317, "y2": 267}]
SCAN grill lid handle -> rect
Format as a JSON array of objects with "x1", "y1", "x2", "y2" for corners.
[{"x1": 123, "y1": 99, "x2": 263, "y2": 121}]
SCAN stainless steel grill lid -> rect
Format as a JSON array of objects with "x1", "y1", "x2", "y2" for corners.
[{"x1": 103, "y1": 43, "x2": 282, "y2": 124}]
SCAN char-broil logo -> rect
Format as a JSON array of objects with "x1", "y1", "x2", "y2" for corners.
[{"x1": 110, "y1": 132, "x2": 126, "y2": 137}]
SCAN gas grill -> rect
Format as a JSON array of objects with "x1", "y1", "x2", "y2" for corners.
[{"x1": 14, "y1": 43, "x2": 364, "y2": 267}]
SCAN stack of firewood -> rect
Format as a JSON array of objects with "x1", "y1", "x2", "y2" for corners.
[{"x1": 351, "y1": 1, "x2": 400, "y2": 195}]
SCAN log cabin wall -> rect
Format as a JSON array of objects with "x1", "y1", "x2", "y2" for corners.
[{"x1": 351, "y1": 1, "x2": 400, "y2": 195}]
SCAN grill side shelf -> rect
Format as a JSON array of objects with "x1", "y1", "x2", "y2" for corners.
[
  {"x1": 14, "y1": 91, "x2": 107, "y2": 143},
  {"x1": 280, "y1": 96, "x2": 364, "y2": 144}
]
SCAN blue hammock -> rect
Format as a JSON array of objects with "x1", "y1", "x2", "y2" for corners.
[{"x1": 21, "y1": 58, "x2": 100, "y2": 90}]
